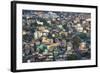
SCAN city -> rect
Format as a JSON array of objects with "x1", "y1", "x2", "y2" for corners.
[{"x1": 22, "y1": 10, "x2": 91, "y2": 63}]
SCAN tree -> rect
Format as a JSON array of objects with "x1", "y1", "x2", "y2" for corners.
[{"x1": 72, "y1": 36, "x2": 81, "y2": 49}]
